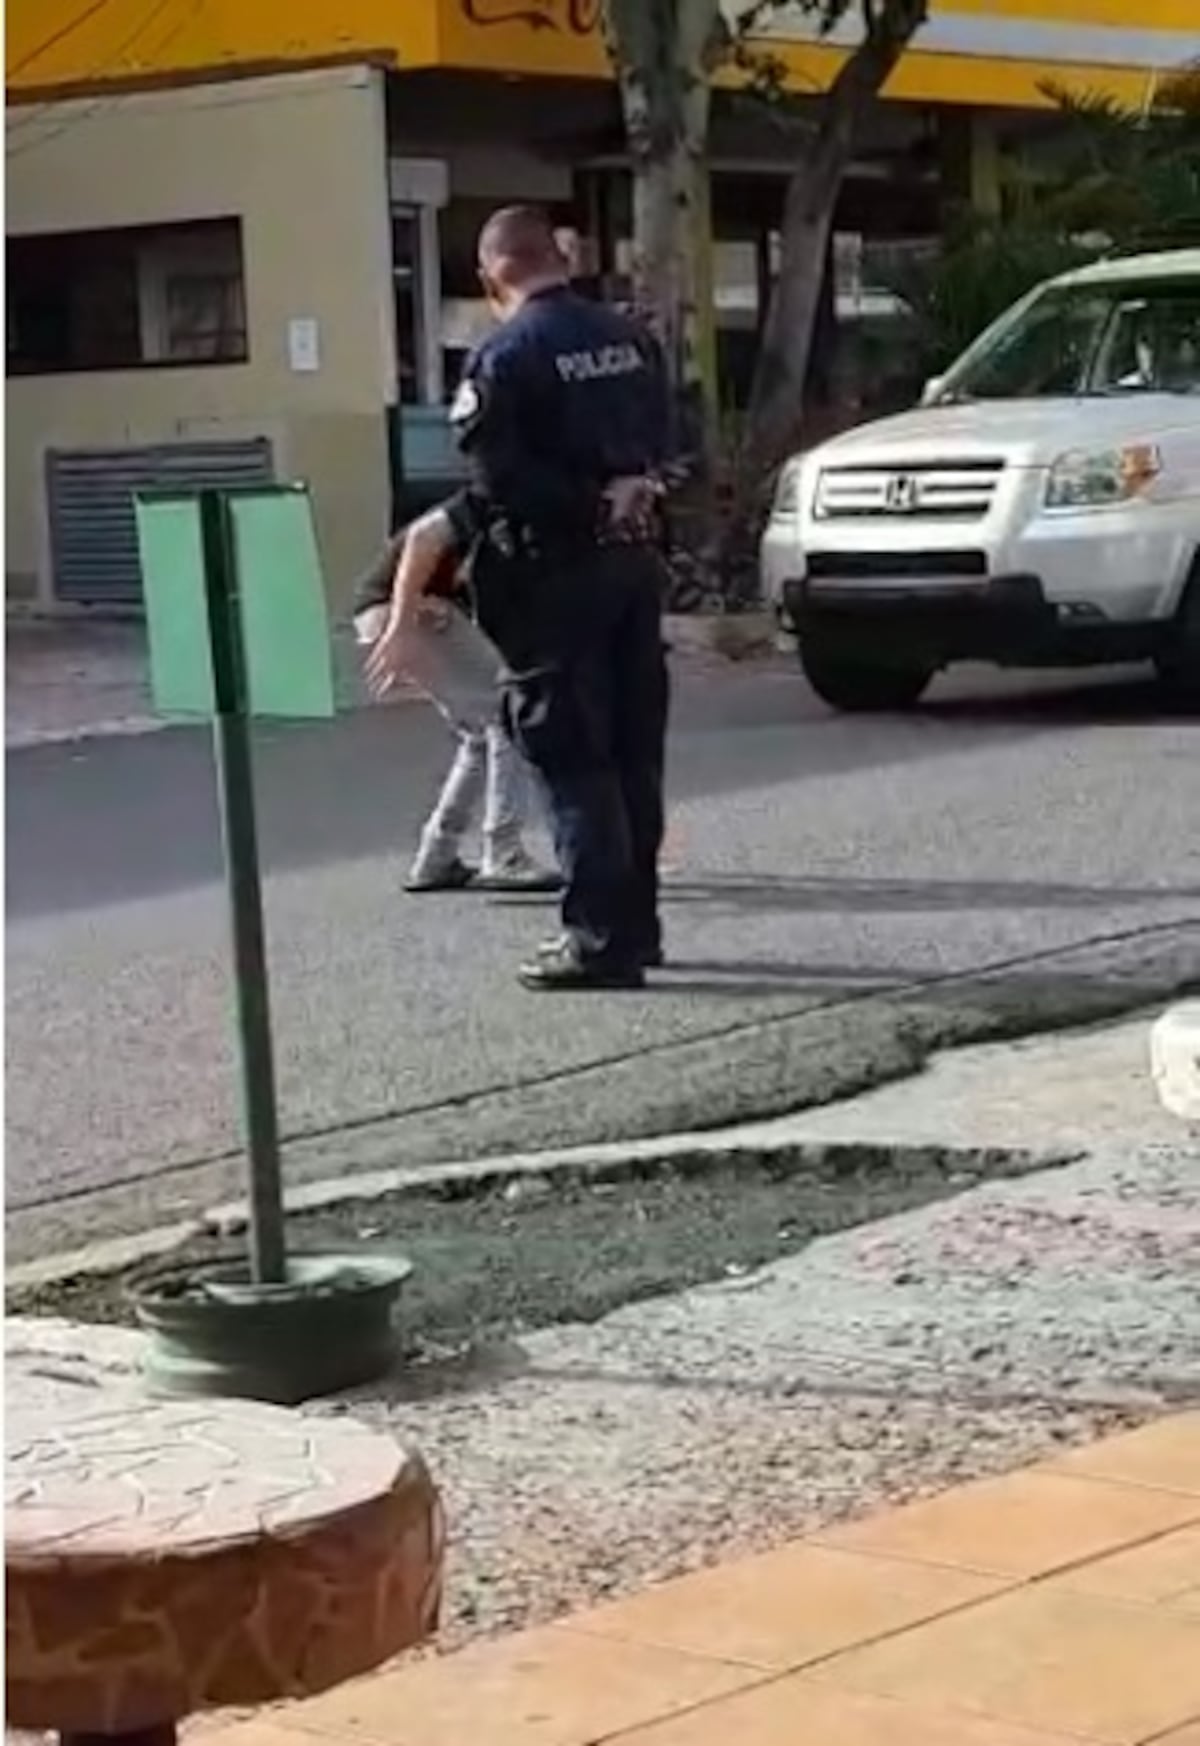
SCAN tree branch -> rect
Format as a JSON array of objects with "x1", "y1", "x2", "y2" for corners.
[{"x1": 736, "y1": 0, "x2": 929, "y2": 486}]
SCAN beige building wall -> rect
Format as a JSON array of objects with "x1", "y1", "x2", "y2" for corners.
[{"x1": 6, "y1": 66, "x2": 396, "y2": 607}]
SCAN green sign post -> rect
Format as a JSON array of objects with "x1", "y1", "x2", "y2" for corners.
[{"x1": 135, "y1": 484, "x2": 335, "y2": 1288}]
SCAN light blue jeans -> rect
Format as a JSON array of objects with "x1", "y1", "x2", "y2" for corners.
[{"x1": 404, "y1": 609, "x2": 530, "y2": 875}]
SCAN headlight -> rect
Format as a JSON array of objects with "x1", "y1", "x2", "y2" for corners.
[
  {"x1": 771, "y1": 463, "x2": 801, "y2": 517},
  {"x1": 1044, "y1": 444, "x2": 1161, "y2": 510}
]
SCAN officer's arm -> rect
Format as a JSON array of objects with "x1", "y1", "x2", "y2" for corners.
[
  {"x1": 597, "y1": 330, "x2": 682, "y2": 538},
  {"x1": 454, "y1": 352, "x2": 600, "y2": 533},
  {"x1": 600, "y1": 334, "x2": 688, "y2": 541}
]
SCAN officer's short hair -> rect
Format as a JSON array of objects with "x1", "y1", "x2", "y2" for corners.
[{"x1": 478, "y1": 205, "x2": 565, "y2": 279}]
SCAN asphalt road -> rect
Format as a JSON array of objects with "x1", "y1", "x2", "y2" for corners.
[{"x1": 7, "y1": 658, "x2": 1199, "y2": 1258}]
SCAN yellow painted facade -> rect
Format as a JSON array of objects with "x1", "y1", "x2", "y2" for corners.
[
  {"x1": 8, "y1": 0, "x2": 1197, "y2": 111},
  {"x1": 5, "y1": 68, "x2": 397, "y2": 605}
]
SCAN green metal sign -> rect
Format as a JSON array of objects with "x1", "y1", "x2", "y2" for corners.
[
  {"x1": 133, "y1": 483, "x2": 337, "y2": 1287},
  {"x1": 136, "y1": 484, "x2": 334, "y2": 721},
  {"x1": 137, "y1": 496, "x2": 213, "y2": 715}
]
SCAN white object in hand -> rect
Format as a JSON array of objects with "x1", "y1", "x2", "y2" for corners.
[
  {"x1": 355, "y1": 605, "x2": 390, "y2": 647},
  {"x1": 355, "y1": 605, "x2": 503, "y2": 735}
]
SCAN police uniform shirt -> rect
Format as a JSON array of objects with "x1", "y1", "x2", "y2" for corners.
[{"x1": 446, "y1": 285, "x2": 671, "y2": 548}]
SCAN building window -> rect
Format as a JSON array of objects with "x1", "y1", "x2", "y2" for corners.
[
  {"x1": 7, "y1": 218, "x2": 248, "y2": 376},
  {"x1": 144, "y1": 222, "x2": 248, "y2": 364},
  {"x1": 392, "y1": 204, "x2": 445, "y2": 406},
  {"x1": 392, "y1": 207, "x2": 425, "y2": 405}
]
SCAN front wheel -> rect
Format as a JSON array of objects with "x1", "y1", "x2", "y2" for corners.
[
  {"x1": 1154, "y1": 572, "x2": 1200, "y2": 710},
  {"x1": 799, "y1": 641, "x2": 935, "y2": 713}
]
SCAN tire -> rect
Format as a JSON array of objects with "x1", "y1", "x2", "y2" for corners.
[
  {"x1": 1154, "y1": 568, "x2": 1200, "y2": 710},
  {"x1": 799, "y1": 641, "x2": 935, "y2": 712}
]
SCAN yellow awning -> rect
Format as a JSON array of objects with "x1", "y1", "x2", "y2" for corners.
[
  {"x1": 5, "y1": 0, "x2": 444, "y2": 95},
  {"x1": 435, "y1": 0, "x2": 1197, "y2": 107},
  {"x1": 8, "y1": 0, "x2": 1197, "y2": 110}
]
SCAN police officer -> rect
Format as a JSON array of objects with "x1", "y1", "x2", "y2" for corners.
[{"x1": 376, "y1": 205, "x2": 674, "y2": 991}]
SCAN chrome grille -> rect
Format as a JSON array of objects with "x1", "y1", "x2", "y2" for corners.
[{"x1": 816, "y1": 459, "x2": 1005, "y2": 522}]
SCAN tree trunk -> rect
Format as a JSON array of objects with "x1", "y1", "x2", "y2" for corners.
[
  {"x1": 630, "y1": 151, "x2": 681, "y2": 355},
  {"x1": 736, "y1": 2, "x2": 928, "y2": 510},
  {"x1": 604, "y1": 0, "x2": 679, "y2": 350},
  {"x1": 603, "y1": 0, "x2": 721, "y2": 478},
  {"x1": 688, "y1": 157, "x2": 720, "y2": 460},
  {"x1": 741, "y1": 126, "x2": 847, "y2": 486},
  {"x1": 674, "y1": 0, "x2": 720, "y2": 480}
]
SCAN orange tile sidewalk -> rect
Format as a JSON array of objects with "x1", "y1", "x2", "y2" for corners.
[{"x1": 213, "y1": 1414, "x2": 1200, "y2": 1746}]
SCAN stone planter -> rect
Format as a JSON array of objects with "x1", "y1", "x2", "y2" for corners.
[
  {"x1": 7, "y1": 1384, "x2": 442, "y2": 1740},
  {"x1": 131, "y1": 1253, "x2": 412, "y2": 1404}
]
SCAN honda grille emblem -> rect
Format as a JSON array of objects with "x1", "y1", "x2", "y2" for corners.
[{"x1": 885, "y1": 473, "x2": 921, "y2": 513}]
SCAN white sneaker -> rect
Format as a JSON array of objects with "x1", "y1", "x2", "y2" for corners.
[
  {"x1": 477, "y1": 849, "x2": 562, "y2": 893},
  {"x1": 404, "y1": 856, "x2": 477, "y2": 893}
]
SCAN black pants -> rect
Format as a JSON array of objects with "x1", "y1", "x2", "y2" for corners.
[{"x1": 484, "y1": 543, "x2": 669, "y2": 967}]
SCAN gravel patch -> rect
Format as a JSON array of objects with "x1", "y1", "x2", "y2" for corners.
[
  {"x1": 324, "y1": 1376, "x2": 1143, "y2": 1651},
  {"x1": 306, "y1": 1142, "x2": 1197, "y2": 1651}
]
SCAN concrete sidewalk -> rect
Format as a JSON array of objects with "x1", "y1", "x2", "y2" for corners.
[
  {"x1": 4, "y1": 618, "x2": 372, "y2": 746},
  {"x1": 207, "y1": 1414, "x2": 1200, "y2": 1746},
  {"x1": 5, "y1": 619, "x2": 161, "y2": 746},
  {"x1": 5, "y1": 613, "x2": 770, "y2": 748}
]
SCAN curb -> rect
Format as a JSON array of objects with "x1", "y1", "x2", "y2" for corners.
[
  {"x1": 6, "y1": 615, "x2": 780, "y2": 751},
  {"x1": 6, "y1": 1221, "x2": 206, "y2": 1291},
  {"x1": 663, "y1": 611, "x2": 780, "y2": 659},
  {"x1": 6, "y1": 714, "x2": 169, "y2": 751},
  {"x1": 5, "y1": 1129, "x2": 1076, "y2": 1295}
]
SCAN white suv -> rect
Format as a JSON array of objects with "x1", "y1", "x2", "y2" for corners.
[{"x1": 761, "y1": 249, "x2": 1200, "y2": 710}]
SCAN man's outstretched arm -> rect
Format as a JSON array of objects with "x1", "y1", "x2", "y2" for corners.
[{"x1": 362, "y1": 503, "x2": 466, "y2": 696}]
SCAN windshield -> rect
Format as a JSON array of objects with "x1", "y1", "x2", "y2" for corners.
[{"x1": 938, "y1": 277, "x2": 1200, "y2": 401}]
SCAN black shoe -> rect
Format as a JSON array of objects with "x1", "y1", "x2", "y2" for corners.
[
  {"x1": 519, "y1": 941, "x2": 645, "y2": 991},
  {"x1": 404, "y1": 858, "x2": 477, "y2": 893}
]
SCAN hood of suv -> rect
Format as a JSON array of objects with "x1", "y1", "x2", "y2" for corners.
[{"x1": 816, "y1": 395, "x2": 1200, "y2": 469}]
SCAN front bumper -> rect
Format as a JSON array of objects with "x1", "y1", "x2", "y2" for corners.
[
  {"x1": 782, "y1": 572, "x2": 1055, "y2": 659},
  {"x1": 780, "y1": 571, "x2": 1164, "y2": 666}
]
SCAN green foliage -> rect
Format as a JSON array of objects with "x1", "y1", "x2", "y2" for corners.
[
  {"x1": 1031, "y1": 67, "x2": 1200, "y2": 244},
  {"x1": 720, "y1": 0, "x2": 927, "y2": 107},
  {"x1": 888, "y1": 221, "x2": 1095, "y2": 375},
  {"x1": 887, "y1": 66, "x2": 1200, "y2": 375}
]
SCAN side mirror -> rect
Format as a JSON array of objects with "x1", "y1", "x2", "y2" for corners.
[{"x1": 920, "y1": 376, "x2": 944, "y2": 407}]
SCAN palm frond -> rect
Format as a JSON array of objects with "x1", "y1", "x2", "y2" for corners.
[{"x1": 875, "y1": 60, "x2": 1200, "y2": 376}]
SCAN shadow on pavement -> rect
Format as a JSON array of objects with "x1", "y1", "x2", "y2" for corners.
[
  {"x1": 8, "y1": 667, "x2": 1177, "y2": 920},
  {"x1": 663, "y1": 872, "x2": 1200, "y2": 914},
  {"x1": 923, "y1": 674, "x2": 1186, "y2": 726},
  {"x1": 639, "y1": 940, "x2": 1199, "y2": 1003}
]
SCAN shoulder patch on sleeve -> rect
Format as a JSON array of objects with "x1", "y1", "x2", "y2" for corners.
[{"x1": 449, "y1": 378, "x2": 481, "y2": 427}]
